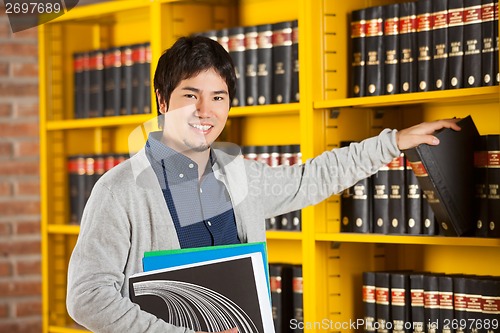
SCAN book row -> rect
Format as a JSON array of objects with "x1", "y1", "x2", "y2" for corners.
[
  {"x1": 196, "y1": 20, "x2": 299, "y2": 107},
  {"x1": 340, "y1": 153, "x2": 438, "y2": 236},
  {"x1": 242, "y1": 144, "x2": 303, "y2": 231},
  {"x1": 269, "y1": 263, "x2": 303, "y2": 333},
  {"x1": 362, "y1": 271, "x2": 500, "y2": 333},
  {"x1": 350, "y1": 0, "x2": 499, "y2": 97},
  {"x1": 73, "y1": 42, "x2": 151, "y2": 119},
  {"x1": 68, "y1": 153, "x2": 129, "y2": 224}
]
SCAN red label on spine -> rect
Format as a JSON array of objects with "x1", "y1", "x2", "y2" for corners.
[
  {"x1": 351, "y1": 20, "x2": 366, "y2": 38},
  {"x1": 384, "y1": 18, "x2": 399, "y2": 35},
  {"x1": 409, "y1": 161, "x2": 428, "y2": 177},
  {"x1": 366, "y1": 19, "x2": 383, "y2": 36},
  {"x1": 417, "y1": 13, "x2": 434, "y2": 31},
  {"x1": 363, "y1": 285, "x2": 376, "y2": 303}
]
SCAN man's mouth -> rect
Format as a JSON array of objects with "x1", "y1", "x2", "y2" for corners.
[{"x1": 189, "y1": 123, "x2": 213, "y2": 132}]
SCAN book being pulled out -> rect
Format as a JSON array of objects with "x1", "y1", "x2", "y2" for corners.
[
  {"x1": 129, "y1": 242, "x2": 275, "y2": 333},
  {"x1": 404, "y1": 115, "x2": 480, "y2": 236}
]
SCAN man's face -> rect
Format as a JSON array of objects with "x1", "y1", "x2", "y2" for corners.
[{"x1": 160, "y1": 69, "x2": 230, "y2": 154}]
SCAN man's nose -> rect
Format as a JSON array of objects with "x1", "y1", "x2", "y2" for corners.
[{"x1": 195, "y1": 97, "x2": 211, "y2": 117}]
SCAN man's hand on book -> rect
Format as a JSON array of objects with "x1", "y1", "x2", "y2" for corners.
[{"x1": 396, "y1": 118, "x2": 461, "y2": 150}]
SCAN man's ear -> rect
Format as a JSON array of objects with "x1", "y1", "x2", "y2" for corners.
[{"x1": 156, "y1": 89, "x2": 166, "y2": 114}]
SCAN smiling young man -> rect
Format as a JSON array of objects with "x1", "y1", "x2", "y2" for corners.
[{"x1": 66, "y1": 36, "x2": 460, "y2": 333}]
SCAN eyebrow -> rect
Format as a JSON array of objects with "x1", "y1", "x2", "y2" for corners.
[{"x1": 181, "y1": 86, "x2": 228, "y2": 95}]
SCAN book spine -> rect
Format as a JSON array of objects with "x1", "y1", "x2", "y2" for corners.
[
  {"x1": 270, "y1": 264, "x2": 294, "y2": 333},
  {"x1": 495, "y1": 0, "x2": 499, "y2": 85},
  {"x1": 84, "y1": 155, "x2": 96, "y2": 206},
  {"x1": 291, "y1": 20, "x2": 299, "y2": 103},
  {"x1": 217, "y1": 28, "x2": 229, "y2": 52},
  {"x1": 130, "y1": 43, "x2": 145, "y2": 115},
  {"x1": 464, "y1": 0, "x2": 483, "y2": 88},
  {"x1": 432, "y1": 0, "x2": 449, "y2": 90},
  {"x1": 228, "y1": 27, "x2": 246, "y2": 107},
  {"x1": 291, "y1": 210, "x2": 301, "y2": 231},
  {"x1": 341, "y1": 186, "x2": 353, "y2": 232},
  {"x1": 363, "y1": 271, "x2": 377, "y2": 332},
  {"x1": 103, "y1": 47, "x2": 121, "y2": 117},
  {"x1": 375, "y1": 272, "x2": 391, "y2": 333},
  {"x1": 256, "y1": 24, "x2": 273, "y2": 105},
  {"x1": 372, "y1": 165, "x2": 390, "y2": 234},
  {"x1": 383, "y1": 3, "x2": 400, "y2": 95},
  {"x1": 486, "y1": 134, "x2": 500, "y2": 237},
  {"x1": 73, "y1": 52, "x2": 84, "y2": 119},
  {"x1": 388, "y1": 154, "x2": 406, "y2": 234},
  {"x1": 399, "y1": 2, "x2": 418, "y2": 93},
  {"x1": 351, "y1": 177, "x2": 372, "y2": 233},
  {"x1": 438, "y1": 275, "x2": 454, "y2": 333},
  {"x1": 244, "y1": 26, "x2": 259, "y2": 106},
  {"x1": 144, "y1": 42, "x2": 151, "y2": 114},
  {"x1": 481, "y1": 277, "x2": 500, "y2": 333},
  {"x1": 410, "y1": 274, "x2": 426, "y2": 333},
  {"x1": 481, "y1": 0, "x2": 496, "y2": 86},
  {"x1": 292, "y1": 265, "x2": 303, "y2": 333},
  {"x1": 453, "y1": 276, "x2": 468, "y2": 333},
  {"x1": 81, "y1": 51, "x2": 91, "y2": 118},
  {"x1": 272, "y1": 21, "x2": 293, "y2": 104},
  {"x1": 424, "y1": 274, "x2": 440, "y2": 333},
  {"x1": 448, "y1": 0, "x2": 465, "y2": 89},
  {"x1": 465, "y1": 277, "x2": 483, "y2": 333},
  {"x1": 421, "y1": 196, "x2": 437, "y2": 235},
  {"x1": 391, "y1": 273, "x2": 410, "y2": 333},
  {"x1": 351, "y1": 8, "x2": 367, "y2": 97},
  {"x1": 474, "y1": 135, "x2": 489, "y2": 237},
  {"x1": 417, "y1": 0, "x2": 434, "y2": 92},
  {"x1": 68, "y1": 155, "x2": 86, "y2": 225},
  {"x1": 120, "y1": 45, "x2": 133, "y2": 116},
  {"x1": 405, "y1": 157, "x2": 422, "y2": 235},
  {"x1": 365, "y1": 6, "x2": 384, "y2": 96}
]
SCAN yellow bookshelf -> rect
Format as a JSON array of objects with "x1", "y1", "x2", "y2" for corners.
[{"x1": 39, "y1": 0, "x2": 500, "y2": 332}]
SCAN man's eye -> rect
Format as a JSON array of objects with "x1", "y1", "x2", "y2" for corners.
[
  {"x1": 214, "y1": 96, "x2": 224, "y2": 101},
  {"x1": 184, "y1": 94, "x2": 196, "y2": 99}
]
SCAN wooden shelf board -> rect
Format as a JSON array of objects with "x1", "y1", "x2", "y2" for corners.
[
  {"x1": 314, "y1": 86, "x2": 500, "y2": 109},
  {"x1": 266, "y1": 230, "x2": 303, "y2": 240},
  {"x1": 229, "y1": 103, "x2": 300, "y2": 117},
  {"x1": 51, "y1": 0, "x2": 152, "y2": 22},
  {"x1": 49, "y1": 325, "x2": 88, "y2": 333},
  {"x1": 315, "y1": 232, "x2": 500, "y2": 247},
  {"x1": 47, "y1": 224, "x2": 80, "y2": 235},
  {"x1": 45, "y1": 114, "x2": 155, "y2": 130}
]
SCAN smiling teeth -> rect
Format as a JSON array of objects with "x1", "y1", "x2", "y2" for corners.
[{"x1": 191, "y1": 124, "x2": 212, "y2": 131}]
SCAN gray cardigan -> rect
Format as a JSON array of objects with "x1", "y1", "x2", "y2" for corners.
[{"x1": 66, "y1": 129, "x2": 400, "y2": 333}]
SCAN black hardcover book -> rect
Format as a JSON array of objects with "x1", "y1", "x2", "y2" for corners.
[
  {"x1": 217, "y1": 28, "x2": 229, "y2": 52},
  {"x1": 68, "y1": 155, "x2": 86, "y2": 225},
  {"x1": 481, "y1": 0, "x2": 496, "y2": 86},
  {"x1": 403, "y1": 116, "x2": 480, "y2": 236},
  {"x1": 432, "y1": 0, "x2": 449, "y2": 90},
  {"x1": 486, "y1": 134, "x2": 500, "y2": 237},
  {"x1": 292, "y1": 265, "x2": 303, "y2": 333},
  {"x1": 422, "y1": 194, "x2": 437, "y2": 235},
  {"x1": 256, "y1": 24, "x2": 273, "y2": 105},
  {"x1": 73, "y1": 52, "x2": 84, "y2": 119},
  {"x1": 278, "y1": 212, "x2": 293, "y2": 231},
  {"x1": 131, "y1": 43, "x2": 146, "y2": 115},
  {"x1": 244, "y1": 26, "x2": 258, "y2": 106},
  {"x1": 372, "y1": 165, "x2": 390, "y2": 234},
  {"x1": 448, "y1": 0, "x2": 465, "y2": 89},
  {"x1": 93, "y1": 154, "x2": 105, "y2": 188},
  {"x1": 453, "y1": 275, "x2": 468, "y2": 333},
  {"x1": 495, "y1": 0, "x2": 499, "y2": 85},
  {"x1": 89, "y1": 49, "x2": 104, "y2": 118},
  {"x1": 291, "y1": 210, "x2": 301, "y2": 231},
  {"x1": 351, "y1": 177, "x2": 372, "y2": 233},
  {"x1": 388, "y1": 154, "x2": 406, "y2": 234},
  {"x1": 464, "y1": 0, "x2": 483, "y2": 88},
  {"x1": 363, "y1": 271, "x2": 377, "y2": 332},
  {"x1": 383, "y1": 3, "x2": 400, "y2": 95},
  {"x1": 340, "y1": 186, "x2": 353, "y2": 232},
  {"x1": 465, "y1": 277, "x2": 483, "y2": 331},
  {"x1": 405, "y1": 157, "x2": 422, "y2": 235},
  {"x1": 291, "y1": 20, "x2": 299, "y2": 103},
  {"x1": 272, "y1": 21, "x2": 293, "y2": 104},
  {"x1": 410, "y1": 273, "x2": 425, "y2": 333},
  {"x1": 103, "y1": 47, "x2": 121, "y2": 117},
  {"x1": 375, "y1": 272, "x2": 391, "y2": 333},
  {"x1": 399, "y1": 2, "x2": 418, "y2": 93},
  {"x1": 351, "y1": 8, "x2": 367, "y2": 97},
  {"x1": 120, "y1": 45, "x2": 133, "y2": 116},
  {"x1": 365, "y1": 5, "x2": 384, "y2": 96},
  {"x1": 417, "y1": 0, "x2": 434, "y2": 92},
  {"x1": 438, "y1": 275, "x2": 454, "y2": 333},
  {"x1": 270, "y1": 264, "x2": 294, "y2": 333},
  {"x1": 424, "y1": 274, "x2": 440, "y2": 333},
  {"x1": 391, "y1": 273, "x2": 411, "y2": 333},
  {"x1": 143, "y1": 42, "x2": 151, "y2": 114},
  {"x1": 481, "y1": 277, "x2": 500, "y2": 333},
  {"x1": 474, "y1": 135, "x2": 489, "y2": 237},
  {"x1": 228, "y1": 26, "x2": 246, "y2": 107},
  {"x1": 81, "y1": 51, "x2": 91, "y2": 118},
  {"x1": 84, "y1": 155, "x2": 96, "y2": 206}
]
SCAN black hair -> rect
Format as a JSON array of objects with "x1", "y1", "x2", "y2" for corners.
[{"x1": 153, "y1": 35, "x2": 236, "y2": 117}]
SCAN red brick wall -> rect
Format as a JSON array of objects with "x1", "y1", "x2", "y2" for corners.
[{"x1": 0, "y1": 7, "x2": 42, "y2": 333}]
